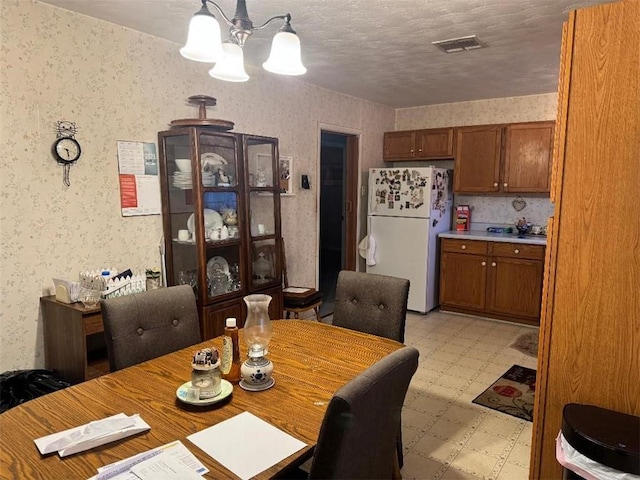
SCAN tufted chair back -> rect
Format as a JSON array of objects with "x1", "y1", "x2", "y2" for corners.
[
  {"x1": 332, "y1": 271, "x2": 410, "y2": 343},
  {"x1": 309, "y1": 346, "x2": 419, "y2": 479},
  {"x1": 100, "y1": 285, "x2": 201, "y2": 372}
]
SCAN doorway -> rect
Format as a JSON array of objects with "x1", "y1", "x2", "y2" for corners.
[{"x1": 319, "y1": 131, "x2": 359, "y2": 317}]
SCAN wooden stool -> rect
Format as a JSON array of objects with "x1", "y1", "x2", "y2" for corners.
[
  {"x1": 283, "y1": 290, "x2": 323, "y2": 321},
  {"x1": 281, "y1": 239, "x2": 323, "y2": 322}
]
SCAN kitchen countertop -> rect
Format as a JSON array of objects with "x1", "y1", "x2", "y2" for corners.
[{"x1": 439, "y1": 230, "x2": 547, "y2": 245}]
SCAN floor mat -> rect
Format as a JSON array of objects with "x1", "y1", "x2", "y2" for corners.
[
  {"x1": 472, "y1": 365, "x2": 536, "y2": 421},
  {"x1": 510, "y1": 331, "x2": 539, "y2": 357}
]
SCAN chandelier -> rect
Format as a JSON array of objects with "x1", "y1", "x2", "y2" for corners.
[{"x1": 180, "y1": 0, "x2": 306, "y2": 82}]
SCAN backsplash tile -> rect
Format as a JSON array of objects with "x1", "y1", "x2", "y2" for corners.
[{"x1": 455, "y1": 196, "x2": 554, "y2": 228}]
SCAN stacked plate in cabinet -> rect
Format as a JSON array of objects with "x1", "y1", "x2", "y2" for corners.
[
  {"x1": 202, "y1": 172, "x2": 215, "y2": 186},
  {"x1": 172, "y1": 172, "x2": 192, "y2": 189}
]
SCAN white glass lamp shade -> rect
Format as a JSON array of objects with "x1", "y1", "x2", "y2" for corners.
[
  {"x1": 262, "y1": 31, "x2": 307, "y2": 76},
  {"x1": 243, "y1": 294, "x2": 273, "y2": 357},
  {"x1": 180, "y1": 13, "x2": 223, "y2": 63},
  {"x1": 209, "y1": 43, "x2": 250, "y2": 82}
]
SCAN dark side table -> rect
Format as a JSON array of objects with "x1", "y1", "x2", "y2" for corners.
[{"x1": 40, "y1": 296, "x2": 110, "y2": 384}]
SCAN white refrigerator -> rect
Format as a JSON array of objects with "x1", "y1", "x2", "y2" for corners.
[{"x1": 366, "y1": 167, "x2": 452, "y2": 313}]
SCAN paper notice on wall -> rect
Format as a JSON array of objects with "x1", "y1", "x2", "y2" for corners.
[{"x1": 117, "y1": 141, "x2": 161, "y2": 216}]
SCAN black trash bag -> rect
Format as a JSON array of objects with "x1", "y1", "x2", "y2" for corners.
[{"x1": 0, "y1": 369, "x2": 71, "y2": 413}]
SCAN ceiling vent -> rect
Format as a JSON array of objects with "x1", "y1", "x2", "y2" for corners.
[{"x1": 432, "y1": 35, "x2": 487, "y2": 53}]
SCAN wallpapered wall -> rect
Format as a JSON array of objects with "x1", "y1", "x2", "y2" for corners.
[
  {"x1": 0, "y1": 0, "x2": 395, "y2": 371},
  {"x1": 395, "y1": 94, "x2": 558, "y2": 226}
]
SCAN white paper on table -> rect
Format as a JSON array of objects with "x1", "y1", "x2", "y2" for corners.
[
  {"x1": 93, "y1": 440, "x2": 208, "y2": 480},
  {"x1": 129, "y1": 451, "x2": 203, "y2": 480},
  {"x1": 187, "y1": 412, "x2": 307, "y2": 480},
  {"x1": 282, "y1": 287, "x2": 311, "y2": 294},
  {"x1": 34, "y1": 413, "x2": 150, "y2": 457}
]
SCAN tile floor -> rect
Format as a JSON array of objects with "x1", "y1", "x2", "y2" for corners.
[{"x1": 399, "y1": 311, "x2": 538, "y2": 480}]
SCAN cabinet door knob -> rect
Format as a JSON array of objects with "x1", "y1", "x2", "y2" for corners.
[
  {"x1": 410, "y1": 149, "x2": 414, "y2": 153},
  {"x1": 514, "y1": 249, "x2": 520, "y2": 254},
  {"x1": 491, "y1": 262, "x2": 497, "y2": 267},
  {"x1": 493, "y1": 182, "x2": 498, "y2": 187},
  {"x1": 481, "y1": 261, "x2": 486, "y2": 266},
  {"x1": 418, "y1": 148, "x2": 422, "y2": 152},
  {"x1": 461, "y1": 245, "x2": 466, "y2": 250},
  {"x1": 503, "y1": 182, "x2": 508, "y2": 187}
]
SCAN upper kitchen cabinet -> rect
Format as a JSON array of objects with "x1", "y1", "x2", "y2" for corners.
[
  {"x1": 453, "y1": 121, "x2": 554, "y2": 194},
  {"x1": 453, "y1": 125, "x2": 502, "y2": 193},
  {"x1": 383, "y1": 128, "x2": 455, "y2": 161},
  {"x1": 502, "y1": 122, "x2": 554, "y2": 193}
]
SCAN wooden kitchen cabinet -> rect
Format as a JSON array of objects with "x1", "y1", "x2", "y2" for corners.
[
  {"x1": 453, "y1": 121, "x2": 554, "y2": 194},
  {"x1": 453, "y1": 125, "x2": 502, "y2": 193},
  {"x1": 502, "y1": 122, "x2": 554, "y2": 193},
  {"x1": 485, "y1": 242, "x2": 544, "y2": 319},
  {"x1": 439, "y1": 238, "x2": 544, "y2": 325},
  {"x1": 439, "y1": 239, "x2": 487, "y2": 310},
  {"x1": 383, "y1": 128, "x2": 454, "y2": 161}
]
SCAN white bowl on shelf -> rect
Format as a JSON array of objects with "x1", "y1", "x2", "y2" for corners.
[{"x1": 175, "y1": 158, "x2": 192, "y2": 173}]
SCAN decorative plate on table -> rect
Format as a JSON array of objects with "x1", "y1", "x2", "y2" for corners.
[
  {"x1": 207, "y1": 256, "x2": 229, "y2": 277},
  {"x1": 186, "y1": 209, "x2": 223, "y2": 235},
  {"x1": 176, "y1": 379, "x2": 233, "y2": 406}
]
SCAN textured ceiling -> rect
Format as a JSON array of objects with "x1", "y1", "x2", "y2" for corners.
[{"x1": 37, "y1": 0, "x2": 609, "y2": 108}]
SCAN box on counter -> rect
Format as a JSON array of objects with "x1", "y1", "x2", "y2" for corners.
[{"x1": 456, "y1": 205, "x2": 471, "y2": 231}]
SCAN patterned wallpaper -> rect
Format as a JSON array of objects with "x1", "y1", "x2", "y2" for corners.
[
  {"x1": 395, "y1": 94, "x2": 558, "y2": 228},
  {"x1": 0, "y1": 0, "x2": 395, "y2": 371}
]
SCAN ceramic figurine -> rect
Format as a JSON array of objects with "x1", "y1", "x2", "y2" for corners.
[{"x1": 256, "y1": 169, "x2": 267, "y2": 187}]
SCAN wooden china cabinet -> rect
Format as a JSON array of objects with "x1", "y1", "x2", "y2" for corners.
[{"x1": 158, "y1": 128, "x2": 283, "y2": 340}]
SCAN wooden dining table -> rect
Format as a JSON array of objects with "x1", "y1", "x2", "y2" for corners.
[{"x1": 0, "y1": 320, "x2": 403, "y2": 479}]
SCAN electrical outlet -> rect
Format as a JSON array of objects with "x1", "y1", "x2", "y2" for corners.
[{"x1": 301, "y1": 175, "x2": 310, "y2": 189}]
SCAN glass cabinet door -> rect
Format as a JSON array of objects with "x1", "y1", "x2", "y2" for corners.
[
  {"x1": 159, "y1": 129, "x2": 245, "y2": 303},
  {"x1": 198, "y1": 132, "x2": 245, "y2": 303},
  {"x1": 161, "y1": 133, "x2": 198, "y2": 292},
  {"x1": 244, "y1": 136, "x2": 281, "y2": 290}
]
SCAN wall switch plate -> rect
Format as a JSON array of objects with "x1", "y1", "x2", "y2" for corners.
[{"x1": 301, "y1": 175, "x2": 310, "y2": 189}]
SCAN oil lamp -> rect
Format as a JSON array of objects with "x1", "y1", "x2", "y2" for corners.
[{"x1": 240, "y1": 294, "x2": 275, "y2": 391}]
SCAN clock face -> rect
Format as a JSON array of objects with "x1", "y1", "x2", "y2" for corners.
[{"x1": 53, "y1": 137, "x2": 81, "y2": 163}]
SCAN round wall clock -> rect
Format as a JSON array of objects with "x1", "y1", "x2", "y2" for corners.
[{"x1": 52, "y1": 136, "x2": 82, "y2": 164}]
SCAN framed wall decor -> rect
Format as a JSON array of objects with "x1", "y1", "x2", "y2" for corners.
[{"x1": 279, "y1": 155, "x2": 294, "y2": 196}]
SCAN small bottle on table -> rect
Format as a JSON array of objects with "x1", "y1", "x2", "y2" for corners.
[{"x1": 221, "y1": 317, "x2": 241, "y2": 383}]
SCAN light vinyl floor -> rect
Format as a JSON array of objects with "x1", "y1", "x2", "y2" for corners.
[{"x1": 400, "y1": 311, "x2": 538, "y2": 480}]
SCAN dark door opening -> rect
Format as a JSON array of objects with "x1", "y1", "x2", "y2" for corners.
[{"x1": 319, "y1": 131, "x2": 358, "y2": 317}]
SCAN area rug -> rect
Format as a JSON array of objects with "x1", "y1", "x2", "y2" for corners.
[
  {"x1": 472, "y1": 365, "x2": 536, "y2": 421},
  {"x1": 510, "y1": 331, "x2": 539, "y2": 357}
]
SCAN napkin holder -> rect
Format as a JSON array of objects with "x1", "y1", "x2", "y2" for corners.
[{"x1": 53, "y1": 278, "x2": 78, "y2": 304}]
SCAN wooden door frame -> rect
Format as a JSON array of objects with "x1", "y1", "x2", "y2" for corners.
[{"x1": 316, "y1": 124, "x2": 362, "y2": 285}]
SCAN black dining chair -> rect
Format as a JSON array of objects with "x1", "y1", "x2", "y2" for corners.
[
  {"x1": 100, "y1": 285, "x2": 202, "y2": 372},
  {"x1": 331, "y1": 270, "x2": 411, "y2": 467},
  {"x1": 308, "y1": 346, "x2": 419, "y2": 479}
]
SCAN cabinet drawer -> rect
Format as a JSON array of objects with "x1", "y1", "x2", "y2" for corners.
[
  {"x1": 441, "y1": 238, "x2": 488, "y2": 255},
  {"x1": 84, "y1": 313, "x2": 104, "y2": 335},
  {"x1": 489, "y1": 242, "x2": 545, "y2": 260}
]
